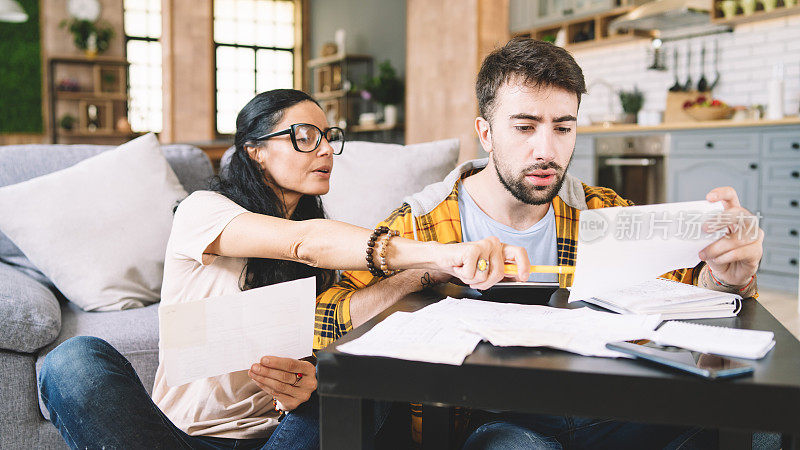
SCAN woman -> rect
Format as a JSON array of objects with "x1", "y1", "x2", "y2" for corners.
[{"x1": 39, "y1": 89, "x2": 530, "y2": 449}]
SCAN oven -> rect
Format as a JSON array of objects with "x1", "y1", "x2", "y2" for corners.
[{"x1": 595, "y1": 135, "x2": 668, "y2": 205}]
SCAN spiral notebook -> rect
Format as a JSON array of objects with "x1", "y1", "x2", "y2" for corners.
[
  {"x1": 583, "y1": 278, "x2": 742, "y2": 320},
  {"x1": 651, "y1": 320, "x2": 775, "y2": 360}
]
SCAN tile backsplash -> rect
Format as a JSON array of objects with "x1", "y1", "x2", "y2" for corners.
[{"x1": 573, "y1": 15, "x2": 800, "y2": 125}]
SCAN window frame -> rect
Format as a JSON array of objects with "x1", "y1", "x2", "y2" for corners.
[
  {"x1": 123, "y1": 2, "x2": 163, "y2": 133},
  {"x1": 212, "y1": 0, "x2": 307, "y2": 138}
]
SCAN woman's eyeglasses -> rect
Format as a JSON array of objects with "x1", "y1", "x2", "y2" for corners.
[{"x1": 253, "y1": 123, "x2": 345, "y2": 155}]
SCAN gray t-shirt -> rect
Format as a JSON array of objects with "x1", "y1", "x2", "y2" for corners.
[{"x1": 457, "y1": 182, "x2": 558, "y2": 282}]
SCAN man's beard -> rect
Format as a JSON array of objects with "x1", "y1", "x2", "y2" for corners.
[{"x1": 492, "y1": 152, "x2": 572, "y2": 205}]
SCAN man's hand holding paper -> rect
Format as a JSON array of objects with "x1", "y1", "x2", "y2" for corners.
[
  {"x1": 569, "y1": 187, "x2": 762, "y2": 302},
  {"x1": 699, "y1": 187, "x2": 764, "y2": 288}
]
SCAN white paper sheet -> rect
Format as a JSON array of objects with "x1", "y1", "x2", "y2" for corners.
[
  {"x1": 159, "y1": 277, "x2": 316, "y2": 387},
  {"x1": 569, "y1": 201, "x2": 726, "y2": 302},
  {"x1": 452, "y1": 301, "x2": 661, "y2": 357},
  {"x1": 337, "y1": 297, "x2": 660, "y2": 363},
  {"x1": 336, "y1": 311, "x2": 483, "y2": 365}
]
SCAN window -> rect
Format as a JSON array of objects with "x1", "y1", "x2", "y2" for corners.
[
  {"x1": 124, "y1": 0, "x2": 163, "y2": 133},
  {"x1": 214, "y1": 0, "x2": 297, "y2": 134}
]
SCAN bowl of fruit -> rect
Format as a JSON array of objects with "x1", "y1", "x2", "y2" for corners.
[{"x1": 682, "y1": 95, "x2": 733, "y2": 121}]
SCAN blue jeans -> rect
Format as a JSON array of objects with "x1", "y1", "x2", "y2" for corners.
[
  {"x1": 39, "y1": 336, "x2": 329, "y2": 449},
  {"x1": 462, "y1": 411, "x2": 718, "y2": 450}
]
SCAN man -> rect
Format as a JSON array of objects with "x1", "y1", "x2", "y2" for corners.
[{"x1": 315, "y1": 38, "x2": 763, "y2": 448}]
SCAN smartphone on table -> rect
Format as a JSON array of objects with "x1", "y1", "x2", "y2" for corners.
[{"x1": 606, "y1": 341, "x2": 754, "y2": 380}]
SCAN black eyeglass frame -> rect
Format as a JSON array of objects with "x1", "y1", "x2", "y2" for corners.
[{"x1": 252, "y1": 123, "x2": 345, "y2": 155}]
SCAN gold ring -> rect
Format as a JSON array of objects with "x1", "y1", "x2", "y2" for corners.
[
  {"x1": 292, "y1": 373, "x2": 303, "y2": 386},
  {"x1": 477, "y1": 258, "x2": 489, "y2": 272}
]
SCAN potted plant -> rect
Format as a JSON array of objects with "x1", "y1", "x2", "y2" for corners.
[
  {"x1": 618, "y1": 87, "x2": 644, "y2": 124},
  {"x1": 60, "y1": 19, "x2": 114, "y2": 58},
  {"x1": 363, "y1": 60, "x2": 404, "y2": 126},
  {"x1": 59, "y1": 114, "x2": 77, "y2": 132}
]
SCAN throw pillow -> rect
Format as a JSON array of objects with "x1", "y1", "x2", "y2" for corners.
[
  {"x1": 321, "y1": 139, "x2": 460, "y2": 228},
  {"x1": 0, "y1": 133, "x2": 188, "y2": 311},
  {"x1": 0, "y1": 262, "x2": 60, "y2": 352}
]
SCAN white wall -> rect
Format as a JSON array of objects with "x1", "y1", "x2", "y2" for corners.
[
  {"x1": 309, "y1": 0, "x2": 406, "y2": 76},
  {"x1": 572, "y1": 15, "x2": 800, "y2": 125}
]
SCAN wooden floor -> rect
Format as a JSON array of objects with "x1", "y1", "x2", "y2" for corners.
[{"x1": 759, "y1": 287, "x2": 800, "y2": 340}]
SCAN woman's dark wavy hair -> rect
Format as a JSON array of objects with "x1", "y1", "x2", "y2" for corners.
[{"x1": 209, "y1": 88, "x2": 335, "y2": 294}]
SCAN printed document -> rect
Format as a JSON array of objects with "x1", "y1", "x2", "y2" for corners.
[
  {"x1": 337, "y1": 311, "x2": 483, "y2": 365},
  {"x1": 337, "y1": 297, "x2": 660, "y2": 363},
  {"x1": 160, "y1": 277, "x2": 316, "y2": 387},
  {"x1": 569, "y1": 201, "x2": 728, "y2": 302}
]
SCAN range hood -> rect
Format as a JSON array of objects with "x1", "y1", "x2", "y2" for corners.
[{"x1": 609, "y1": 0, "x2": 730, "y2": 39}]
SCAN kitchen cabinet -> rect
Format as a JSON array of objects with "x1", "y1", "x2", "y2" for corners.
[
  {"x1": 667, "y1": 157, "x2": 760, "y2": 210},
  {"x1": 711, "y1": 0, "x2": 800, "y2": 24},
  {"x1": 568, "y1": 157, "x2": 594, "y2": 185},
  {"x1": 670, "y1": 131, "x2": 759, "y2": 157},
  {"x1": 669, "y1": 127, "x2": 799, "y2": 291},
  {"x1": 511, "y1": 0, "x2": 651, "y2": 51},
  {"x1": 568, "y1": 135, "x2": 595, "y2": 184},
  {"x1": 759, "y1": 129, "x2": 800, "y2": 287},
  {"x1": 510, "y1": 0, "x2": 617, "y2": 31},
  {"x1": 509, "y1": 0, "x2": 562, "y2": 31},
  {"x1": 510, "y1": 0, "x2": 537, "y2": 32},
  {"x1": 762, "y1": 130, "x2": 800, "y2": 158},
  {"x1": 579, "y1": 124, "x2": 799, "y2": 292}
]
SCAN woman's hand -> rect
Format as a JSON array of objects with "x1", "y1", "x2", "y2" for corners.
[
  {"x1": 434, "y1": 237, "x2": 530, "y2": 290},
  {"x1": 248, "y1": 356, "x2": 317, "y2": 411}
]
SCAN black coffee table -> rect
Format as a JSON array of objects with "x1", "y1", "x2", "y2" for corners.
[{"x1": 317, "y1": 286, "x2": 800, "y2": 449}]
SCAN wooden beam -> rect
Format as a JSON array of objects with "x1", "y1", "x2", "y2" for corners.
[
  {"x1": 296, "y1": 0, "x2": 310, "y2": 92},
  {"x1": 406, "y1": 0, "x2": 510, "y2": 162},
  {"x1": 160, "y1": 0, "x2": 215, "y2": 143}
]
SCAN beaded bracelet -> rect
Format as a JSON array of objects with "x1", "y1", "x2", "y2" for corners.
[
  {"x1": 377, "y1": 230, "x2": 400, "y2": 276},
  {"x1": 709, "y1": 268, "x2": 756, "y2": 293},
  {"x1": 273, "y1": 397, "x2": 287, "y2": 422},
  {"x1": 366, "y1": 226, "x2": 390, "y2": 277}
]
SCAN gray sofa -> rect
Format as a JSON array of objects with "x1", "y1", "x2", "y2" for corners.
[
  {"x1": 0, "y1": 137, "x2": 461, "y2": 449},
  {"x1": 0, "y1": 143, "x2": 214, "y2": 449}
]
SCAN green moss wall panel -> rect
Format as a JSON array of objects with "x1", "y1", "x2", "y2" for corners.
[{"x1": 0, "y1": 0, "x2": 43, "y2": 133}]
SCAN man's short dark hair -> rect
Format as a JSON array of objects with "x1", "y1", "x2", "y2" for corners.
[{"x1": 476, "y1": 37, "x2": 587, "y2": 121}]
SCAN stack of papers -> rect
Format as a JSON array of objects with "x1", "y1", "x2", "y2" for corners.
[
  {"x1": 583, "y1": 278, "x2": 742, "y2": 320},
  {"x1": 337, "y1": 297, "x2": 661, "y2": 364},
  {"x1": 652, "y1": 320, "x2": 775, "y2": 359}
]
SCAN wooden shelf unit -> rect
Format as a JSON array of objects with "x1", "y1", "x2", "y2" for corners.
[
  {"x1": 48, "y1": 56, "x2": 131, "y2": 144},
  {"x1": 515, "y1": 5, "x2": 654, "y2": 51},
  {"x1": 313, "y1": 89, "x2": 364, "y2": 101},
  {"x1": 307, "y1": 54, "x2": 372, "y2": 68},
  {"x1": 348, "y1": 122, "x2": 404, "y2": 133},
  {"x1": 307, "y1": 54, "x2": 373, "y2": 129},
  {"x1": 711, "y1": 1, "x2": 800, "y2": 24}
]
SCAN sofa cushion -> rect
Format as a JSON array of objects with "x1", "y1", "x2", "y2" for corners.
[
  {"x1": 0, "y1": 142, "x2": 213, "y2": 288},
  {"x1": 321, "y1": 139, "x2": 460, "y2": 228},
  {"x1": 0, "y1": 133, "x2": 188, "y2": 311},
  {"x1": 0, "y1": 262, "x2": 60, "y2": 353},
  {"x1": 35, "y1": 301, "x2": 160, "y2": 421}
]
